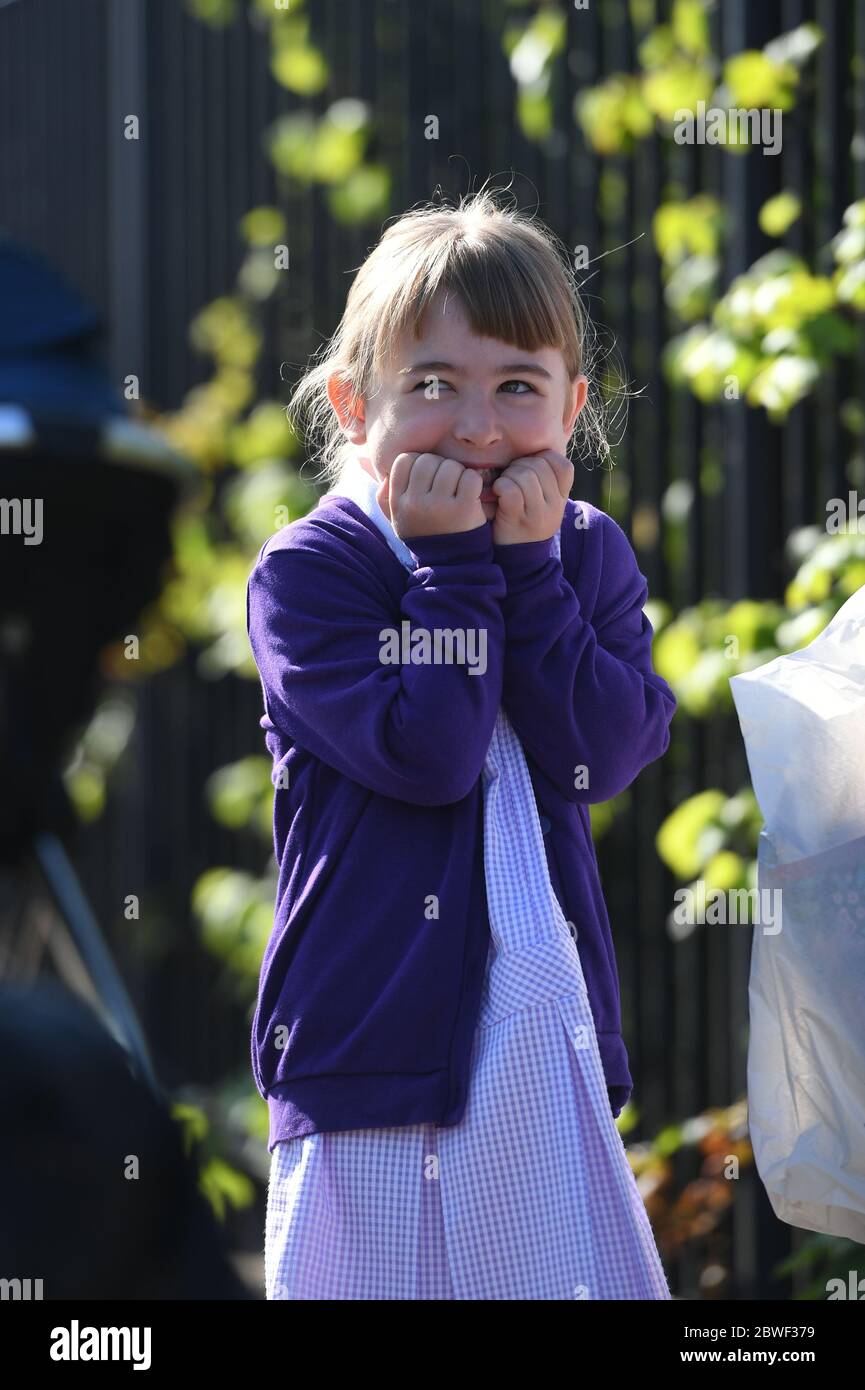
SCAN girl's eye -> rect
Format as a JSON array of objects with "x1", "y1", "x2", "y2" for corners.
[
  {"x1": 411, "y1": 378, "x2": 453, "y2": 392},
  {"x1": 411, "y1": 379, "x2": 535, "y2": 394},
  {"x1": 499, "y1": 379, "x2": 535, "y2": 394}
]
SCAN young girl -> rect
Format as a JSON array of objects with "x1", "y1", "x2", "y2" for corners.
[{"x1": 246, "y1": 188, "x2": 677, "y2": 1299}]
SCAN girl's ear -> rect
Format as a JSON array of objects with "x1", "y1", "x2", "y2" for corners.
[
  {"x1": 327, "y1": 372, "x2": 367, "y2": 444},
  {"x1": 564, "y1": 374, "x2": 588, "y2": 435}
]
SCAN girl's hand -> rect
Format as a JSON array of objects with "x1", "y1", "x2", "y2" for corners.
[
  {"x1": 373, "y1": 453, "x2": 487, "y2": 539},
  {"x1": 491, "y1": 450, "x2": 574, "y2": 546}
]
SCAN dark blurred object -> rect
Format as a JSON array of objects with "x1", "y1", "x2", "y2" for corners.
[
  {"x1": 0, "y1": 233, "x2": 197, "y2": 858},
  {"x1": 0, "y1": 980, "x2": 254, "y2": 1299},
  {"x1": 0, "y1": 238, "x2": 249, "y2": 1302},
  {"x1": 0, "y1": 237, "x2": 197, "y2": 1096}
]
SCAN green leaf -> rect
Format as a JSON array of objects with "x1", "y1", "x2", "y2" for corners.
[
  {"x1": 267, "y1": 113, "x2": 318, "y2": 181},
  {"x1": 799, "y1": 311, "x2": 861, "y2": 358},
  {"x1": 171, "y1": 1101, "x2": 210, "y2": 1156},
  {"x1": 677, "y1": 649, "x2": 736, "y2": 716},
  {"x1": 704, "y1": 851, "x2": 746, "y2": 893},
  {"x1": 775, "y1": 603, "x2": 836, "y2": 652},
  {"x1": 723, "y1": 50, "x2": 798, "y2": 109},
  {"x1": 517, "y1": 86, "x2": 553, "y2": 140},
  {"x1": 758, "y1": 191, "x2": 802, "y2": 237},
  {"x1": 311, "y1": 121, "x2": 367, "y2": 183},
  {"x1": 644, "y1": 60, "x2": 715, "y2": 120},
  {"x1": 193, "y1": 867, "x2": 275, "y2": 980},
  {"x1": 834, "y1": 261, "x2": 865, "y2": 311},
  {"x1": 64, "y1": 764, "x2": 105, "y2": 823},
  {"x1": 652, "y1": 1123, "x2": 685, "y2": 1158},
  {"x1": 831, "y1": 223, "x2": 865, "y2": 266},
  {"x1": 205, "y1": 757, "x2": 273, "y2": 830},
  {"x1": 239, "y1": 206, "x2": 287, "y2": 247},
  {"x1": 664, "y1": 255, "x2": 720, "y2": 321},
  {"x1": 228, "y1": 401, "x2": 298, "y2": 470},
  {"x1": 663, "y1": 327, "x2": 761, "y2": 402},
  {"x1": 509, "y1": 8, "x2": 566, "y2": 83},
  {"x1": 671, "y1": 0, "x2": 710, "y2": 58},
  {"x1": 199, "y1": 1156, "x2": 256, "y2": 1222},
  {"x1": 271, "y1": 44, "x2": 329, "y2": 95},
  {"x1": 746, "y1": 354, "x2": 820, "y2": 418},
  {"x1": 657, "y1": 790, "x2": 727, "y2": 879},
  {"x1": 654, "y1": 196, "x2": 723, "y2": 265},
  {"x1": 629, "y1": 0, "x2": 655, "y2": 29},
  {"x1": 721, "y1": 599, "x2": 785, "y2": 652},
  {"x1": 654, "y1": 618, "x2": 702, "y2": 682},
  {"x1": 638, "y1": 24, "x2": 675, "y2": 71},
  {"x1": 185, "y1": 0, "x2": 238, "y2": 27},
  {"x1": 576, "y1": 76, "x2": 653, "y2": 154},
  {"x1": 841, "y1": 398, "x2": 865, "y2": 435},
  {"x1": 327, "y1": 164, "x2": 391, "y2": 224}
]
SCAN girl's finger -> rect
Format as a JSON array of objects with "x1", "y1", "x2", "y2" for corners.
[
  {"x1": 429, "y1": 457, "x2": 468, "y2": 496},
  {"x1": 456, "y1": 465, "x2": 484, "y2": 502},
  {"x1": 491, "y1": 473, "x2": 520, "y2": 492},
  {"x1": 499, "y1": 462, "x2": 548, "y2": 513},
  {"x1": 404, "y1": 452, "x2": 446, "y2": 497},
  {"x1": 491, "y1": 472, "x2": 526, "y2": 514},
  {"x1": 534, "y1": 449, "x2": 574, "y2": 500},
  {"x1": 388, "y1": 452, "x2": 419, "y2": 510}
]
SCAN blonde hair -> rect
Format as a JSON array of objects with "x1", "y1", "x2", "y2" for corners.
[{"x1": 286, "y1": 184, "x2": 620, "y2": 489}]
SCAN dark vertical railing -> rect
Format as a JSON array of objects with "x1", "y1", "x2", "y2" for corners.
[{"x1": 107, "y1": 0, "x2": 148, "y2": 412}]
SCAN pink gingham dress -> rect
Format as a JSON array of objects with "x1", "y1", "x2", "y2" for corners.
[{"x1": 263, "y1": 461, "x2": 671, "y2": 1300}]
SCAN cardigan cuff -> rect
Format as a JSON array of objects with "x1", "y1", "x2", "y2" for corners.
[
  {"x1": 404, "y1": 520, "x2": 494, "y2": 567},
  {"x1": 492, "y1": 534, "x2": 557, "y2": 583}
]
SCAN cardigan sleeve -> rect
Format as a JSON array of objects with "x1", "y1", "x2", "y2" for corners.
[
  {"x1": 246, "y1": 519, "x2": 507, "y2": 806},
  {"x1": 491, "y1": 505, "x2": 676, "y2": 805}
]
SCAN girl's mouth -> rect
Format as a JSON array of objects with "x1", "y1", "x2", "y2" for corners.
[
  {"x1": 475, "y1": 467, "x2": 504, "y2": 503},
  {"x1": 456, "y1": 462, "x2": 505, "y2": 501},
  {"x1": 478, "y1": 466, "x2": 505, "y2": 498}
]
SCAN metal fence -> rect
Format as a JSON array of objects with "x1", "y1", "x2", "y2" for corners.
[{"x1": 2, "y1": 0, "x2": 864, "y2": 1297}]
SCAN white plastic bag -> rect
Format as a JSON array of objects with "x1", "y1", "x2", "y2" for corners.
[{"x1": 730, "y1": 583, "x2": 865, "y2": 1242}]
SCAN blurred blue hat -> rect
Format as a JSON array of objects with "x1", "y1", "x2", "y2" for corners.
[{"x1": 0, "y1": 233, "x2": 196, "y2": 490}]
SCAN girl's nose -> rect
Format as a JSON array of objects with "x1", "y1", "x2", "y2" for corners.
[{"x1": 453, "y1": 402, "x2": 502, "y2": 450}]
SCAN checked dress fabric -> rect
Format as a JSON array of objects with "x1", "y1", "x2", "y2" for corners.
[{"x1": 263, "y1": 460, "x2": 672, "y2": 1299}]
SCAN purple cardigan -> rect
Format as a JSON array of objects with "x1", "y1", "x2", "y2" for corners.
[{"x1": 246, "y1": 495, "x2": 676, "y2": 1151}]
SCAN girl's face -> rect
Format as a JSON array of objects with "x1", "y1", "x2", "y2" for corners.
[{"x1": 328, "y1": 290, "x2": 588, "y2": 521}]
